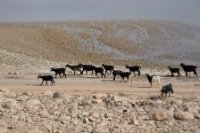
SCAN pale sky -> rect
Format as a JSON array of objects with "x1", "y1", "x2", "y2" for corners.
[{"x1": 0, "y1": 0, "x2": 200, "y2": 26}]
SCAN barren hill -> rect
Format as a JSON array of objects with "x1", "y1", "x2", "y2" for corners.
[{"x1": 0, "y1": 20, "x2": 200, "y2": 69}]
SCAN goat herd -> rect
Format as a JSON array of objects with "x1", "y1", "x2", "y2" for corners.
[{"x1": 38, "y1": 63, "x2": 199, "y2": 97}]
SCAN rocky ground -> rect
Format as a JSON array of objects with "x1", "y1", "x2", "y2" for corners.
[
  {"x1": 0, "y1": 88, "x2": 200, "y2": 133},
  {"x1": 1, "y1": 20, "x2": 200, "y2": 133}
]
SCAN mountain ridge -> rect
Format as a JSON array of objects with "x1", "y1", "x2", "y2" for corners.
[{"x1": 0, "y1": 20, "x2": 200, "y2": 68}]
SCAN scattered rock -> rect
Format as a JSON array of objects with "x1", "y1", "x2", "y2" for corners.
[
  {"x1": 91, "y1": 127, "x2": 108, "y2": 133},
  {"x1": 0, "y1": 88, "x2": 10, "y2": 93},
  {"x1": 118, "y1": 92, "x2": 127, "y2": 97},
  {"x1": 93, "y1": 93, "x2": 107, "y2": 99},
  {"x1": 90, "y1": 112, "x2": 100, "y2": 119},
  {"x1": 174, "y1": 110, "x2": 194, "y2": 120},
  {"x1": 1, "y1": 99, "x2": 21, "y2": 110},
  {"x1": 28, "y1": 129, "x2": 44, "y2": 133},
  {"x1": 53, "y1": 92, "x2": 64, "y2": 99},
  {"x1": 22, "y1": 91, "x2": 32, "y2": 96},
  {"x1": 152, "y1": 110, "x2": 168, "y2": 121},
  {"x1": 83, "y1": 117, "x2": 89, "y2": 124},
  {"x1": 128, "y1": 118, "x2": 139, "y2": 125},
  {"x1": 91, "y1": 99, "x2": 102, "y2": 104},
  {"x1": 43, "y1": 90, "x2": 52, "y2": 96},
  {"x1": 0, "y1": 93, "x2": 199, "y2": 132}
]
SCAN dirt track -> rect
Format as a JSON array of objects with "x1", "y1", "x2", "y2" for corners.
[{"x1": 1, "y1": 74, "x2": 200, "y2": 97}]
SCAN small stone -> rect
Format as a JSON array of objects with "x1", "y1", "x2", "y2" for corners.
[
  {"x1": 78, "y1": 100, "x2": 91, "y2": 106},
  {"x1": 83, "y1": 117, "x2": 89, "y2": 124},
  {"x1": 22, "y1": 91, "x2": 32, "y2": 96},
  {"x1": 1, "y1": 99, "x2": 21, "y2": 110},
  {"x1": 118, "y1": 92, "x2": 127, "y2": 96},
  {"x1": 104, "y1": 113, "x2": 109, "y2": 118},
  {"x1": 43, "y1": 90, "x2": 52, "y2": 96},
  {"x1": 83, "y1": 112, "x2": 89, "y2": 117},
  {"x1": 151, "y1": 99, "x2": 163, "y2": 107},
  {"x1": 89, "y1": 116, "x2": 96, "y2": 122},
  {"x1": 152, "y1": 110, "x2": 168, "y2": 121},
  {"x1": 93, "y1": 93, "x2": 107, "y2": 99},
  {"x1": 0, "y1": 88, "x2": 10, "y2": 93},
  {"x1": 174, "y1": 110, "x2": 194, "y2": 120},
  {"x1": 53, "y1": 92, "x2": 64, "y2": 99},
  {"x1": 128, "y1": 118, "x2": 139, "y2": 126},
  {"x1": 28, "y1": 129, "x2": 44, "y2": 133},
  {"x1": 65, "y1": 115, "x2": 71, "y2": 121},
  {"x1": 91, "y1": 127, "x2": 108, "y2": 133},
  {"x1": 91, "y1": 99, "x2": 102, "y2": 104},
  {"x1": 90, "y1": 112, "x2": 100, "y2": 119},
  {"x1": 39, "y1": 110, "x2": 50, "y2": 118}
]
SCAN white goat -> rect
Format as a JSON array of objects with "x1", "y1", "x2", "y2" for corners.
[{"x1": 145, "y1": 74, "x2": 161, "y2": 88}]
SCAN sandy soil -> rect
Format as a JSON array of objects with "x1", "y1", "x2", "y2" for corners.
[{"x1": 1, "y1": 74, "x2": 200, "y2": 97}]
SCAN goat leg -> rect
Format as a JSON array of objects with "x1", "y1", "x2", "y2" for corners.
[
  {"x1": 113, "y1": 75, "x2": 116, "y2": 81},
  {"x1": 194, "y1": 71, "x2": 198, "y2": 77},
  {"x1": 41, "y1": 80, "x2": 44, "y2": 86}
]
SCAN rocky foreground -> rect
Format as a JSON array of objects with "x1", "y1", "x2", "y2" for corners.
[{"x1": 0, "y1": 89, "x2": 200, "y2": 133}]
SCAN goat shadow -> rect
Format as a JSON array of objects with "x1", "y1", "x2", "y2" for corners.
[
  {"x1": 128, "y1": 86, "x2": 151, "y2": 88},
  {"x1": 81, "y1": 76, "x2": 100, "y2": 79},
  {"x1": 26, "y1": 83, "x2": 55, "y2": 86},
  {"x1": 163, "y1": 74, "x2": 197, "y2": 78},
  {"x1": 101, "y1": 79, "x2": 113, "y2": 82},
  {"x1": 162, "y1": 75, "x2": 180, "y2": 78},
  {"x1": 101, "y1": 79, "x2": 130, "y2": 83}
]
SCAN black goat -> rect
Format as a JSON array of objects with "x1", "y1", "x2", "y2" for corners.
[
  {"x1": 168, "y1": 66, "x2": 180, "y2": 77},
  {"x1": 161, "y1": 83, "x2": 174, "y2": 97},
  {"x1": 180, "y1": 63, "x2": 198, "y2": 77},
  {"x1": 118, "y1": 71, "x2": 132, "y2": 82},
  {"x1": 50, "y1": 67, "x2": 66, "y2": 78},
  {"x1": 66, "y1": 64, "x2": 82, "y2": 75},
  {"x1": 38, "y1": 75, "x2": 55, "y2": 86},
  {"x1": 102, "y1": 64, "x2": 114, "y2": 75},
  {"x1": 125, "y1": 65, "x2": 141, "y2": 76},
  {"x1": 112, "y1": 70, "x2": 122, "y2": 81},
  {"x1": 79, "y1": 64, "x2": 95, "y2": 75},
  {"x1": 93, "y1": 66, "x2": 105, "y2": 78}
]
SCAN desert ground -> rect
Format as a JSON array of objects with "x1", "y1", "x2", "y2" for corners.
[
  {"x1": 0, "y1": 71, "x2": 200, "y2": 133},
  {"x1": 0, "y1": 72, "x2": 200, "y2": 96},
  {"x1": 0, "y1": 20, "x2": 200, "y2": 132}
]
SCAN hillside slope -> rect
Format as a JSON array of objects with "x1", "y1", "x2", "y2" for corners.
[{"x1": 0, "y1": 20, "x2": 200, "y2": 68}]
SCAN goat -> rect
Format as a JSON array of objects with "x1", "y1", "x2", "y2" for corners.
[
  {"x1": 79, "y1": 64, "x2": 95, "y2": 75},
  {"x1": 119, "y1": 71, "x2": 132, "y2": 82},
  {"x1": 38, "y1": 74, "x2": 55, "y2": 86},
  {"x1": 102, "y1": 64, "x2": 114, "y2": 75},
  {"x1": 161, "y1": 83, "x2": 174, "y2": 97},
  {"x1": 112, "y1": 70, "x2": 122, "y2": 81},
  {"x1": 50, "y1": 67, "x2": 66, "y2": 78},
  {"x1": 145, "y1": 73, "x2": 161, "y2": 88},
  {"x1": 168, "y1": 66, "x2": 180, "y2": 77},
  {"x1": 93, "y1": 66, "x2": 105, "y2": 78},
  {"x1": 180, "y1": 63, "x2": 198, "y2": 77},
  {"x1": 65, "y1": 64, "x2": 82, "y2": 75},
  {"x1": 125, "y1": 65, "x2": 141, "y2": 76}
]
